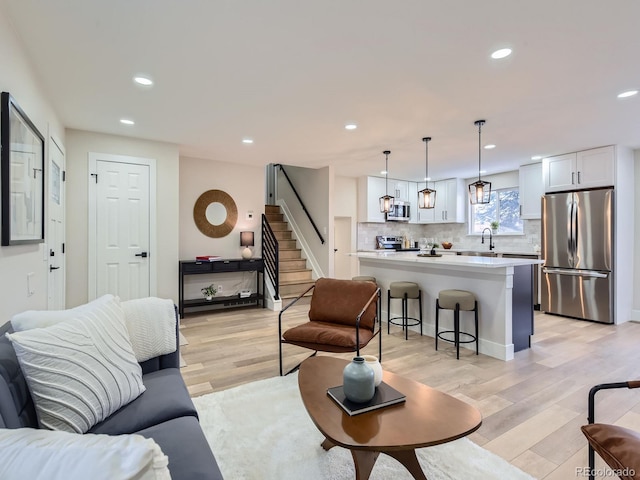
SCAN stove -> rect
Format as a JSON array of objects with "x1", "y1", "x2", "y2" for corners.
[{"x1": 375, "y1": 236, "x2": 419, "y2": 252}]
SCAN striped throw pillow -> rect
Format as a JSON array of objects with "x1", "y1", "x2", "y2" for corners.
[{"x1": 6, "y1": 296, "x2": 145, "y2": 433}]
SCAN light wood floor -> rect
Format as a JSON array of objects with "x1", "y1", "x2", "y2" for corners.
[{"x1": 180, "y1": 305, "x2": 640, "y2": 480}]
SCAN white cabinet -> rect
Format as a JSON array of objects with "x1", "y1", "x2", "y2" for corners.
[
  {"x1": 519, "y1": 162, "x2": 543, "y2": 219},
  {"x1": 391, "y1": 180, "x2": 409, "y2": 202},
  {"x1": 543, "y1": 146, "x2": 615, "y2": 193},
  {"x1": 576, "y1": 146, "x2": 615, "y2": 189},
  {"x1": 433, "y1": 178, "x2": 466, "y2": 223},
  {"x1": 357, "y1": 176, "x2": 387, "y2": 223}
]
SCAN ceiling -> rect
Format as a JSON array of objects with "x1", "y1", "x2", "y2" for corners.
[{"x1": 3, "y1": 0, "x2": 640, "y2": 182}]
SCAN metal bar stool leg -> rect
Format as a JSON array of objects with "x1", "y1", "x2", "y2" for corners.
[
  {"x1": 435, "y1": 299, "x2": 440, "y2": 351},
  {"x1": 455, "y1": 303, "x2": 460, "y2": 360},
  {"x1": 403, "y1": 294, "x2": 408, "y2": 340},
  {"x1": 387, "y1": 290, "x2": 391, "y2": 334},
  {"x1": 419, "y1": 290, "x2": 423, "y2": 336},
  {"x1": 474, "y1": 301, "x2": 479, "y2": 355}
]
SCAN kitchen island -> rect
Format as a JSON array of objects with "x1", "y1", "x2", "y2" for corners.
[{"x1": 355, "y1": 251, "x2": 544, "y2": 361}]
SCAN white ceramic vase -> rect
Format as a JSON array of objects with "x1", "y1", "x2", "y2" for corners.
[{"x1": 361, "y1": 355, "x2": 383, "y2": 387}]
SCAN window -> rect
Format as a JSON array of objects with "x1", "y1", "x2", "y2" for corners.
[{"x1": 469, "y1": 188, "x2": 523, "y2": 234}]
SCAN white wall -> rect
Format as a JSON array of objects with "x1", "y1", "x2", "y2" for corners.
[
  {"x1": 179, "y1": 156, "x2": 264, "y2": 259},
  {"x1": 65, "y1": 129, "x2": 180, "y2": 306},
  {"x1": 0, "y1": 7, "x2": 65, "y2": 321},
  {"x1": 277, "y1": 165, "x2": 332, "y2": 276},
  {"x1": 335, "y1": 176, "x2": 358, "y2": 277}
]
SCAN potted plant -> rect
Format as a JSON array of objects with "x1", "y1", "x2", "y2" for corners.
[
  {"x1": 201, "y1": 284, "x2": 217, "y2": 301},
  {"x1": 490, "y1": 221, "x2": 499, "y2": 233}
]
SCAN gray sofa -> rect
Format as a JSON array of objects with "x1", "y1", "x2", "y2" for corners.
[{"x1": 0, "y1": 318, "x2": 223, "y2": 480}]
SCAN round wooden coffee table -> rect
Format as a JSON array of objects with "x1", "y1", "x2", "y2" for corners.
[{"x1": 298, "y1": 356, "x2": 482, "y2": 480}]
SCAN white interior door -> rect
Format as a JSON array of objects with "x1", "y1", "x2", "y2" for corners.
[
  {"x1": 89, "y1": 153, "x2": 156, "y2": 301},
  {"x1": 47, "y1": 137, "x2": 65, "y2": 309},
  {"x1": 333, "y1": 216, "x2": 353, "y2": 279}
]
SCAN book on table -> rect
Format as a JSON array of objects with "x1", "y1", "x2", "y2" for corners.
[
  {"x1": 327, "y1": 382, "x2": 406, "y2": 416},
  {"x1": 195, "y1": 255, "x2": 222, "y2": 262}
]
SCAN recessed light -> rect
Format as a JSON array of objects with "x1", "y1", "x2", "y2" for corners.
[
  {"x1": 531, "y1": 155, "x2": 542, "y2": 160},
  {"x1": 133, "y1": 76, "x2": 153, "y2": 86},
  {"x1": 491, "y1": 48, "x2": 512, "y2": 59},
  {"x1": 242, "y1": 138, "x2": 254, "y2": 144},
  {"x1": 484, "y1": 144, "x2": 496, "y2": 149},
  {"x1": 479, "y1": 170, "x2": 487, "y2": 174},
  {"x1": 120, "y1": 119, "x2": 135, "y2": 125},
  {"x1": 617, "y1": 90, "x2": 638, "y2": 98},
  {"x1": 424, "y1": 177, "x2": 431, "y2": 181},
  {"x1": 345, "y1": 123, "x2": 357, "y2": 130},
  {"x1": 380, "y1": 170, "x2": 387, "y2": 175}
]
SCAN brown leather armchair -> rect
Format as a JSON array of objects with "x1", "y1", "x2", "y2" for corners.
[
  {"x1": 581, "y1": 380, "x2": 640, "y2": 480},
  {"x1": 278, "y1": 277, "x2": 381, "y2": 376}
]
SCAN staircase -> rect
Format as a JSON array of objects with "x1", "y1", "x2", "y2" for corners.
[{"x1": 264, "y1": 205, "x2": 315, "y2": 298}]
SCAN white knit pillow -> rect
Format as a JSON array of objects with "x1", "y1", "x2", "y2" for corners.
[
  {"x1": 0, "y1": 428, "x2": 170, "y2": 480},
  {"x1": 10, "y1": 294, "x2": 114, "y2": 332},
  {"x1": 5, "y1": 296, "x2": 145, "y2": 433}
]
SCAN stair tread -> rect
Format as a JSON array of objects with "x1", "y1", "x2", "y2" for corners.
[{"x1": 279, "y1": 279, "x2": 315, "y2": 286}]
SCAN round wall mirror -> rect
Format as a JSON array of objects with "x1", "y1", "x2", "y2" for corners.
[
  {"x1": 193, "y1": 189, "x2": 238, "y2": 238},
  {"x1": 205, "y1": 202, "x2": 227, "y2": 226}
]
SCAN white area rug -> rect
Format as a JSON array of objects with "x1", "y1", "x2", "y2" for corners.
[
  {"x1": 179, "y1": 331, "x2": 188, "y2": 368},
  {"x1": 192, "y1": 374, "x2": 536, "y2": 480}
]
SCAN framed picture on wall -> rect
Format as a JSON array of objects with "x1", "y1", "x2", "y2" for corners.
[{"x1": 1, "y1": 92, "x2": 45, "y2": 245}]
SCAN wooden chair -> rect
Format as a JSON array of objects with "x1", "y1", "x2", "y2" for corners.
[
  {"x1": 278, "y1": 277, "x2": 381, "y2": 376},
  {"x1": 581, "y1": 380, "x2": 640, "y2": 480}
]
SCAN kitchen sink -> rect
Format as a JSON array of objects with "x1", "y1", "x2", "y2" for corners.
[{"x1": 456, "y1": 250, "x2": 498, "y2": 258}]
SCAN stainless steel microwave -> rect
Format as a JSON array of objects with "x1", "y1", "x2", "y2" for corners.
[{"x1": 386, "y1": 201, "x2": 410, "y2": 222}]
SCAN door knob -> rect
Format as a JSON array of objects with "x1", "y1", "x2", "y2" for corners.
[{"x1": 135, "y1": 252, "x2": 148, "y2": 258}]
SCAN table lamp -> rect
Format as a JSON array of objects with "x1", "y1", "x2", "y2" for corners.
[{"x1": 240, "y1": 231, "x2": 254, "y2": 259}]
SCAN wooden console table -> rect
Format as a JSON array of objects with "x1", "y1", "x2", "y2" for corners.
[{"x1": 178, "y1": 258, "x2": 264, "y2": 317}]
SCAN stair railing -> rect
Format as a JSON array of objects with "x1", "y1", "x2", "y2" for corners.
[
  {"x1": 262, "y1": 213, "x2": 280, "y2": 301},
  {"x1": 275, "y1": 164, "x2": 325, "y2": 244}
]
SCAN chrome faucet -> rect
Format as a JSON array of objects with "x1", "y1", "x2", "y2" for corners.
[{"x1": 481, "y1": 228, "x2": 495, "y2": 251}]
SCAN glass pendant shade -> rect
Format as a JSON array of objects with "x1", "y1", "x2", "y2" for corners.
[
  {"x1": 468, "y1": 119, "x2": 492, "y2": 205},
  {"x1": 379, "y1": 194, "x2": 394, "y2": 213},
  {"x1": 418, "y1": 187, "x2": 436, "y2": 209},
  {"x1": 379, "y1": 150, "x2": 394, "y2": 213},
  {"x1": 419, "y1": 137, "x2": 436, "y2": 209},
  {"x1": 468, "y1": 179, "x2": 492, "y2": 205}
]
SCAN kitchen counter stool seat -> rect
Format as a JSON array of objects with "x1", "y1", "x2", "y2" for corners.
[
  {"x1": 387, "y1": 281, "x2": 422, "y2": 340},
  {"x1": 352, "y1": 276, "x2": 377, "y2": 283},
  {"x1": 435, "y1": 289, "x2": 478, "y2": 359}
]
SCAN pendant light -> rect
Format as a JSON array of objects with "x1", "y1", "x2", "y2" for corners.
[
  {"x1": 468, "y1": 119, "x2": 492, "y2": 205},
  {"x1": 379, "y1": 150, "x2": 394, "y2": 213},
  {"x1": 418, "y1": 137, "x2": 436, "y2": 209}
]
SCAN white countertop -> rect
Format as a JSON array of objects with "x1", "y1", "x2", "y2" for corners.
[{"x1": 352, "y1": 251, "x2": 544, "y2": 269}]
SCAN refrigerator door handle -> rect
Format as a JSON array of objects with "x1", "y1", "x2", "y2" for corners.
[
  {"x1": 543, "y1": 268, "x2": 608, "y2": 279},
  {"x1": 567, "y1": 200, "x2": 574, "y2": 267}
]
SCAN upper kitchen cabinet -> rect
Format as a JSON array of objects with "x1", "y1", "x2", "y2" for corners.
[
  {"x1": 543, "y1": 145, "x2": 615, "y2": 193},
  {"x1": 357, "y1": 176, "x2": 387, "y2": 223},
  {"x1": 433, "y1": 178, "x2": 466, "y2": 223},
  {"x1": 519, "y1": 162, "x2": 543, "y2": 219},
  {"x1": 391, "y1": 180, "x2": 409, "y2": 202}
]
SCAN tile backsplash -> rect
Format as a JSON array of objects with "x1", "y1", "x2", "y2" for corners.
[{"x1": 357, "y1": 219, "x2": 541, "y2": 253}]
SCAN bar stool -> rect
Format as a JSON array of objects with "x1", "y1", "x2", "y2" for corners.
[
  {"x1": 352, "y1": 276, "x2": 381, "y2": 322},
  {"x1": 387, "y1": 282, "x2": 422, "y2": 340},
  {"x1": 435, "y1": 289, "x2": 478, "y2": 359}
]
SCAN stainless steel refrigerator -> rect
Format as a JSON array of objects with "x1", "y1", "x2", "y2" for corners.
[{"x1": 541, "y1": 188, "x2": 614, "y2": 323}]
